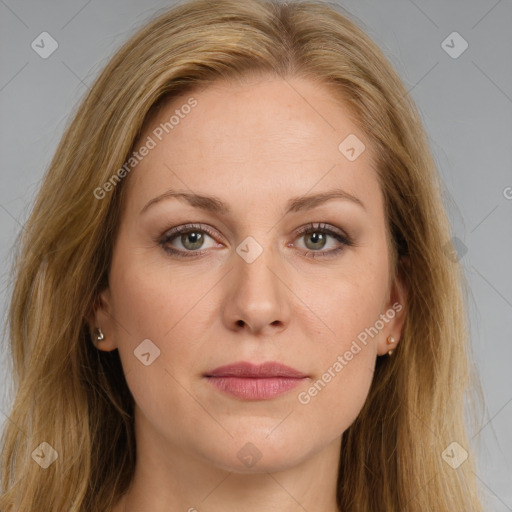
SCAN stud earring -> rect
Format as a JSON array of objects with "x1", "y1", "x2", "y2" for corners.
[
  {"x1": 94, "y1": 327, "x2": 105, "y2": 342},
  {"x1": 386, "y1": 335, "x2": 396, "y2": 355}
]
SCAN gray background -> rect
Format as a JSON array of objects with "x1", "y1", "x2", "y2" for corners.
[{"x1": 0, "y1": 0, "x2": 511, "y2": 509}]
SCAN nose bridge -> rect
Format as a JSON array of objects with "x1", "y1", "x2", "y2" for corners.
[{"x1": 223, "y1": 234, "x2": 290, "y2": 333}]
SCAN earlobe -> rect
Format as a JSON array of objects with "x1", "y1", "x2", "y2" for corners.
[
  {"x1": 87, "y1": 288, "x2": 118, "y2": 352},
  {"x1": 386, "y1": 335, "x2": 396, "y2": 355}
]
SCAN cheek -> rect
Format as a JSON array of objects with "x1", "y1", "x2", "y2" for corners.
[
  {"x1": 293, "y1": 259, "x2": 388, "y2": 424},
  {"x1": 107, "y1": 257, "x2": 212, "y2": 434},
  {"x1": 308, "y1": 256, "x2": 390, "y2": 347},
  {"x1": 108, "y1": 244, "x2": 210, "y2": 341}
]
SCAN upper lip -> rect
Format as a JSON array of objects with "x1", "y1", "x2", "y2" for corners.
[{"x1": 204, "y1": 361, "x2": 308, "y2": 378}]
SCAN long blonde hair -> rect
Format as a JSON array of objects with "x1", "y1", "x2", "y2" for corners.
[{"x1": 0, "y1": 0, "x2": 484, "y2": 510}]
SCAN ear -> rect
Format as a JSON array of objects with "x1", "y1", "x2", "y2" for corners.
[
  {"x1": 377, "y1": 255, "x2": 409, "y2": 356},
  {"x1": 86, "y1": 288, "x2": 119, "y2": 352}
]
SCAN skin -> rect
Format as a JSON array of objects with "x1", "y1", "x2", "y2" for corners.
[{"x1": 92, "y1": 74, "x2": 407, "y2": 512}]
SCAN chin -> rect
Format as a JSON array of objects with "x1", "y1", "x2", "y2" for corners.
[
  {"x1": 212, "y1": 450, "x2": 308, "y2": 475},
  {"x1": 198, "y1": 432, "x2": 314, "y2": 474}
]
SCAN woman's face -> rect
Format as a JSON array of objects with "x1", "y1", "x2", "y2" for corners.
[{"x1": 94, "y1": 74, "x2": 407, "y2": 472}]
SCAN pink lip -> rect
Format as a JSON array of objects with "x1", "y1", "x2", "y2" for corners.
[{"x1": 204, "y1": 361, "x2": 309, "y2": 400}]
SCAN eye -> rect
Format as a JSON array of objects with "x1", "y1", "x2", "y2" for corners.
[
  {"x1": 293, "y1": 222, "x2": 353, "y2": 259},
  {"x1": 158, "y1": 222, "x2": 354, "y2": 259},
  {"x1": 158, "y1": 223, "x2": 219, "y2": 257}
]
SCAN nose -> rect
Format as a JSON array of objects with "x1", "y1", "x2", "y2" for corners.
[{"x1": 222, "y1": 241, "x2": 291, "y2": 336}]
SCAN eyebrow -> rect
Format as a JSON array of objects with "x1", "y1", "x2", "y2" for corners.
[{"x1": 139, "y1": 188, "x2": 366, "y2": 216}]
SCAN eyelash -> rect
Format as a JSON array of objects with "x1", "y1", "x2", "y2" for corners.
[{"x1": 158, "y1": 222, "x2": 354, "y2": 260}]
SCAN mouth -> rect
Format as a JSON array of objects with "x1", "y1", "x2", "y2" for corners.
[{"x1": 203, "y1": 361, "x2": 310, "y2": 401}]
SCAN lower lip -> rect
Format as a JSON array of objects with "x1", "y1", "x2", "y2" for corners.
[{"x1": 205, "y1": 376, "x2": 306, "y2": 400}]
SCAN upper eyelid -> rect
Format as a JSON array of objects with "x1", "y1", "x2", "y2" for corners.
[
  {"x1": 161, "y1": 222, "x2": 344, "y2": 235},
  {"x1": 160, "y1": 222, "x2": 350, "y2": 246}
]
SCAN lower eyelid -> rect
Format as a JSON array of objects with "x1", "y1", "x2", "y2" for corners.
[{"x1": 159, "y1": 224, "x2": 352, "y2": 257}]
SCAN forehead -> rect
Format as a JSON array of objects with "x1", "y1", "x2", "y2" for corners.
[{"x1": 124, "y1": 75, "x2": 382, "y2": 218}]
